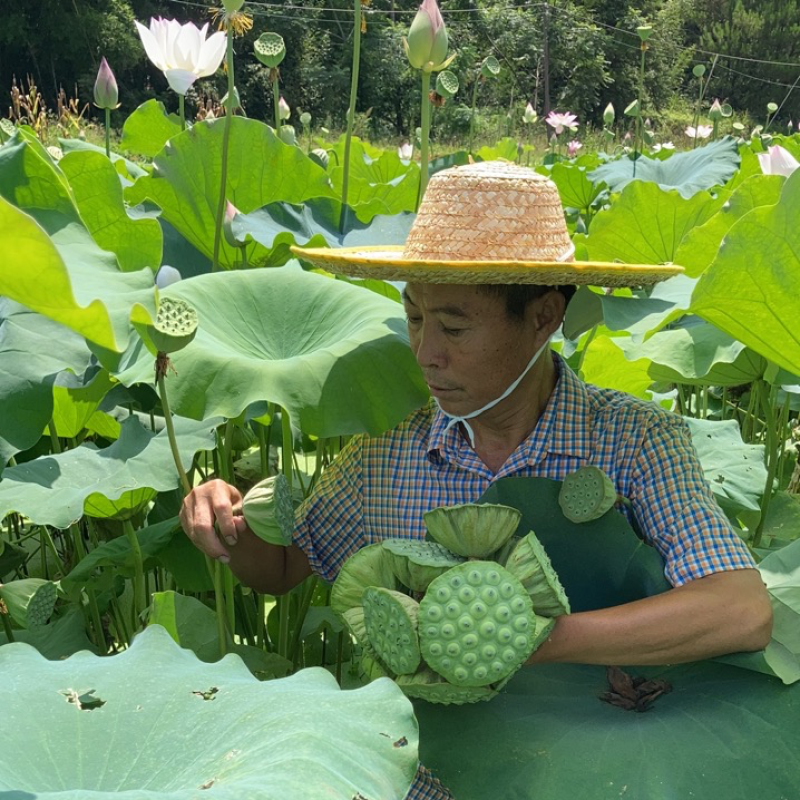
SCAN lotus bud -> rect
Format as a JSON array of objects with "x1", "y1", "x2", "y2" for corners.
[
  {"x1": 278, "y1": 124, "x2": 296, "y2": 145},
  {"x1": 155, "y1": 265, "x2": 182, "y2": 289},
  {"x1": 708, "y1": 99, "x2": 723, "y2": 121},
  {"x1": 404, "y1": 0, "x2": 449, "y2": 71},
  {"x1": 254, "y1": 32, "x2": 286, "y2": 69},
  {"x1": 523, "y1": 102, "x2": 537, "y2": 124},
  {"x1": 241, "y1": 474, "x2": 295, "y2": 546},
  {"x1": 145, "y1": 297, "x2": 198, "y2": 355},
  {"x1": 222, "y1": 201, "x2": 247, "y2": 249},
  {"x1": 398, "y1": 141, "x2": 413, "y2": 160},
  {"x1": 567, "y1": 139, "x2": 582, "y2": 158},
  {"x1": 223, "y1": 0, "x2": 245, "y2": 11},
  {"x1": 603, "y1": 102, "x2": 615, "y2": 126},
  {"x1": 93, "y1": 57, "x2": 119, "y2": 110},
  {"x1": 278, "y1": 95, "x2": 290, "y2": 120}
]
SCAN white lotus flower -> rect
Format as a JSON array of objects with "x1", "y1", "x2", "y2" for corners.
[
  {"x1": 398, "y1": 142, "x2": 413, "y2": 160},
  {"x1": 135, "y1": 17, "x2": 227, "y2": 96},
  {"x1": 523, "y1": 102, "x2": 537, "y2": 124},
  {"x1": 757, "y1": 144, "x2": 800, "y2": 177},
  {"x1": 685, "y1": 125, "x2": 712, "y2": 140}
]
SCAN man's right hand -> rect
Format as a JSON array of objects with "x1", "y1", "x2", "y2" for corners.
[{"x1": 179, "y1": 479, "x2": 246, "y2": 563}]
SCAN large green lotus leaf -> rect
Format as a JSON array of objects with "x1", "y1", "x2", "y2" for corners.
[
  {"x1": 683, "y1": 417, "x2": 767, "y2": 517},
  {"x1": 52, "y1": 368, "x2": 116, "y2": 440},
  {"x1": 0, "y1": 198, "x2": 156, "y2": 352},
  {"x1": 584, "y1": 180, "x2": 724, "y2": 265},
  {"x1": 478, "y1": 477, "x2": 671, "y2": 611},
  {"x1": 589, "y1": 136, "x2": 741, "y2": 198},
  {"x1": 0, "y1": 624, "x2": 418, "y2": 799},
  {"x1": 59, "y1": 137, "x2": 149, "y2": 181},
  {"x1": 674, "y1": 173, "x2": 784, "y2": 277},
  {"x1": 232, "y1": 198, "x2": 414, "y2": 267},
  {"x1": 475, "y1": 137, "x2": 518, "y2": 162},
  {"x1": 615, "y1": 322, "x2": 767, "y2": 386},
  {"x1": 109, "y1": 266, "x2": 429, "y2": 437},
  {"x1": 547, "y1": 162, "x2": 605, "y2": 211},
  {"x1": 0, "y1": 299, "x2": 93, "y2": 463},
  {"x1": 120, "y1": 98, "x2": 183, "y2": 159},
  {"x1": 0, "y1": 415, "x2": 220, "y2": 528},
  {"x1": 417, "y1": 658, "x2": 799, "y2": 800},
  {"x1": 580, "y1": 334, "x2": 653, "y2": 399},
  {"x1": 59, "y1": 150, "x2": 162, "y2": 272},
  {"x1": 0, "y1": 610, "x2": 98, "y2": 659},
  {"x1": 124, "y1": 117, "x2": 336, "y2": 269},
  {"x1": 691, "y1": 167, "x2": 800, "y2": 376}
]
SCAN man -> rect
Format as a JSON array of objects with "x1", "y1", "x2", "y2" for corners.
[{"x1": 180, "y1": 162, "x2": 771, "y2": 797}]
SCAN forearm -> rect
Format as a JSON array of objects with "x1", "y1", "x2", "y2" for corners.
[{"x1": 527, "y1": 569, "x2": 772, "y2": 666}]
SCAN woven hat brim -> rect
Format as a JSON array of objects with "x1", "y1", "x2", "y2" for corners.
[{"x1": 292, "y1": 246, "x2": 684, "y2": 287}]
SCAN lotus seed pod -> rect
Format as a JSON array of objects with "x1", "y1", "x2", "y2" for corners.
[
  {"x1": 624, "y1": 99, "x2": 640, "y2": 118},
  {"x1": 381, "y1": 539, "x2": 464, "y2": 592},
  {"x1": 309, "y1": 148, "x2": 329, "y2": 169},
  {"x1": 558, "y1": 465, "x2": 618, "y2": 523},
  {"x1": 278, "y1": 124, "x2": 296, "y2": 146},
  {"x1": 435, "y1": 70, "x2": 458, "y2": 99},
  {"x1": 504, "y1": 532, "x2": 570, "y2": 616},
  {"x1": 636, "y1": 25, "x2": 653, "y2": 41},
  {"x1": 331, "y1": 543, "x2": 398, "y2": 618},
  {"x1": 0, "y1": 579, "x2": 57, "y2": 629},
  {"x1": 343, "y1": 606, "x2": 394, "y2": 680},
  {"x1": 396, "y1": 665, "x2": 499, "y2": 705},
  {"x1": 229, "y1": 423, "x2": 257, "y2": 453},
  {"x1": 241, "y1": 474, "x2": 295, "y2": 546},
  {"x1": 423, "y1": 503, "x2": 521, "y2": 558},
  {"x1": 419, "y1": 560, "x2": 536, "y2": 687},
  {"x1": 299, "y1": 111, "x2": 311, "y2": 127},
  {"x1": 145, "y1": 297, "x2": 198, "y2": 355},
  {"x1": 254, "y1": 32, "x2": 286, "y2": 68},
  {"x1": 480, "y1": 55, "x2": 500, "y2": 79},
  {"x1": 342, "y1": 606, "x2": 368, "y2": 644},
  {"x1": 693, "y1": 64, "x2": 706, "y2": 78},
  {"x1": 531, "y1": 613, "x2": 555, "y2": 652},
  {"x1": 363, "y1": 587, "x2": 422, "y2": 676}
]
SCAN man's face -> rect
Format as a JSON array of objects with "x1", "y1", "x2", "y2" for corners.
[{"x1": 402, "y1": 283, "x2": 551, "y2": 417}]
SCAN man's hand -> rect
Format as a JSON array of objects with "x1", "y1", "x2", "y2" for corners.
[{"x1": 527, "y1": 568, "x2": 772, "y2": 666}]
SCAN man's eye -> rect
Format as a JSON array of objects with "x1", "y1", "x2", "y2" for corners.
[
  {"x1": 442, "y1": 326, "x2": 464, "y2": 336},
  {"x1": 406, "y1": 316, "x2": 421, "y2": 326}
]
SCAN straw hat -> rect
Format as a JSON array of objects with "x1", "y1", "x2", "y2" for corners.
[{"x1": 292, "y1": 161, "x2": 682, "y2": 287}]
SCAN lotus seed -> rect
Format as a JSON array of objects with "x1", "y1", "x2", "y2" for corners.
[
  {"x1": 482, "y1": 587, "x2": 498, "y2": 603},
  {"x1": 446, "y1": 642, "x2": 461, "y2": 657},
  {"x1": 458, "y1": 586, "x2": 476, "y2": 603},
  {"x1": 441, "y1": 623, "x2": 456, "y2": 638}
]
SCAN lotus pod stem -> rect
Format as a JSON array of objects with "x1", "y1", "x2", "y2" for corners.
[
  {"x1": 0, "y1": 578, "x2": 57, "y2": 629},
  {"x1": 419, "y1": 561, "x2": 535, "y2": 687},
  {"x1": 363, "y1": 587, "x2": 422, "y2": 676},
  {"x1": 558, "y1": 465, "x2": 618, "y2": 523}
]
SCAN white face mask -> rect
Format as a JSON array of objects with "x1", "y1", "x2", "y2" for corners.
[{"x1": 434, "y1": 335, "x2": 552, "y2": 448}]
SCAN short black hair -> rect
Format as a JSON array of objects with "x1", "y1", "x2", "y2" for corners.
[{"x1": 476, "y1": 284, "x2": 577, "y2": 321}]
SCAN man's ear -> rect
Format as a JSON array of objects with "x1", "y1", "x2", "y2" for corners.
[{"x1": 533, "y1": 289, "x2": 567, "y2": 335}]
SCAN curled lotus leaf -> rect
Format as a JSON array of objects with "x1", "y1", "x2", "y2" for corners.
[
  {"x1": 423, "y1": 503, "x2": 522, "y2": 558},
  {"x1": 382, "y1": 539, "x2": 465, "y2": 592},
  {"x1": 419, "y1": 561, "x2": 535, "y2": 688},
  {"x1": 396, "y1": 665, "x2": 499, "y2": 705},
  {"x1": 558, "y1": 465, "x2": 618, "y2": 523},
  {"x1": 504, "y1": 532, "x2": 571, "y2": 617},
  {"x1": 363, "y1": 587, "x2": 421, "y2": 676},
  {"x1": 331, "y1": 543, "x2": 398, "y2": 618}
]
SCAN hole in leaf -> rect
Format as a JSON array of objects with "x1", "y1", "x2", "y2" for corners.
[
  {"x1": 60, "y1": 688, "x2": 106, "y2": 710},
  {"x1": 192, "y1": 687, "x2": 219, "y2": 701}
]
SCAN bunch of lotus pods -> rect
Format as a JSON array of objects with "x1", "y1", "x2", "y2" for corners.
[{"x1": 331, "y1": 502, "x2": 571, "y2": 705}]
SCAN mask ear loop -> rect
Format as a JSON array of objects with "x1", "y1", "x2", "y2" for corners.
[{"x1": 435, "y1": 335, "x2": 553, "y2": 448}]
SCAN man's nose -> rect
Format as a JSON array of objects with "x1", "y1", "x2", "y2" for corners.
[{"x1": 413, "y1": 322, "x2": 445, "y2": 369}]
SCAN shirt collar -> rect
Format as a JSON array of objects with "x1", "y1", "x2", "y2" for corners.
[{"x1": 426, "y1": 353, "x2": 593, "y2": 465}]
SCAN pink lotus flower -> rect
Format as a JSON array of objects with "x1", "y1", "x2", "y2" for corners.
[
  {"x1": 567, "y1": 140, "x2": 582, "y2": 157},
  {"x1": 93, "y1": 57, "x2": 119, "y2": 110},
  {"x1": 405, "y1": 0, "x2": 449, "y2": 70},
  {"x1": 757, "y1": 145, "x2": 800, "y2": 177},
  {"x1": 545, "y1": 111, "x2": 578, "y2": 135},
  {"x1": 685, "y1": 125, "x2": 712, "y2": 140}
]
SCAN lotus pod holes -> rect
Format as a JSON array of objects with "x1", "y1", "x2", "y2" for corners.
[
  {"x1": 423, "y1": 503, "x2": 521, "y2": 558},
  {"x1": 254, "y1": 32, "x2": 286, "y2": 69},
  {"x1": 558, "y1": 465, "x2": 618, "y2": 523},
  {"x1": 436, "y1": 71, "x2": 459, "y2": 100},
  {"x1": 504, "y1": 532, "x2": 571, "y2": 617},
  {"x1": 382, "y1": 539, "x2": 465, "y2": 592},
  {"x1": 0, "y1": 579, "x2": 57, "y2": 628},
  {"x1": 480, "y1": 56, "x2": 501, "y2": 79},
  {"x1": 146, "y1": 297, "x2": 198, "y2": 355},
  {"x1": 419, "y1": 561, "x2": 536, "y2": 687},
  {"x1": 362, "y1": 587, "x2": 422, "y2": 675},
  {"x1": 241, "y1": 474, "x2": 294, "y2": 546}
]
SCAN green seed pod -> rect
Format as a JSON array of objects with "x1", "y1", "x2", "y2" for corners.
[
  {"x1": 419, "y1": 560, "x2": 535, "y2": 687},
  {"x1": 693, "y1": 64, "x2": 706, "y2": 78},
  {"x1": 0, "y1": 579, "x2": 57, "y2": 629},
  {"x1": 299, "y1": 111, "x2": 311, "y2": 127},
  {"x1": 254, "y1": 32, "x2": 286, "y2": 68},
  {"x1": 480, "y1": 55, "x2": 500, "y2": 79},
  {"x1": 331, "y1": 543, "x2": 398, "y2": 618},
  {"x1": 309, "y1": 148, "x2": 329, "y2": 169},
  {"x1": 503, "y1": 531, "x2": 571, "y2": 616},
  {"x1": 558, "y1": 465, "x2": 618, "y2": 523},
  {"x1": 624, "y1": 99, "x2": 640, "y2": 118},
  {"x1": 278, "y1": 124, "x2": 297, "y2": 146},
  {"x1": 382, "y1": 539, "x2": 464, "y2": 593},
  {"x1": 435, "y1": 70, "x2": 459, "y2": 99},
  {"x1": 636, "y1": 25, "x2": 653, "y2": 41},
  {"x1": 241, "y1": 474, "x2": 294, "y2": 546},
  {"x1": 396, "y1": 665, "x2": 499, "y2": 705},
  {"x1": 423, "y1": 503, "x2": 521, "y2": 558},
  {"x1": 145, "y1": 297, "x2": 198, "y2": 355},
  {"x1": 363, "y1": 587, "x2": 421, "y2": 675}
]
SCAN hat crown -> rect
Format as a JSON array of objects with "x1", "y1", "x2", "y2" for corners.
[{"x1": 403, "y1": 161, "x2": 574, "y2": 263}]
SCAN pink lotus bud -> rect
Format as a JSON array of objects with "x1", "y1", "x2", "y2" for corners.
[
  {"x1": 405, "y1": 0, "x2": 448, "y2": 70},
  {"x1": 223, "y1": 201, "x2": 247, "y2": 248},
  {"x1": 278, "y1": 96, "x2": 291, "y2": 121},
  {"x1": 93, "y1": 57, "x2": 118, "y2": 110},
  {"x1": 398, "y1": 142, "x2": 413, "y2": 160},
  {"x1": 757, "y1": 144, "x2": 800, "y2": 178},
  {"x1": 567, "y1": 140, "x2": 582, "y2": 158}
]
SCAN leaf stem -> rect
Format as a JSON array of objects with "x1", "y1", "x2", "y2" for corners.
[
  {"x1": 104, "y1": 107, "x2": 111, "y2": 158},
  {"x1": 212, "y1": 24, "x2": 235, "y2": 272},
  {"x1": 178, "y1": 94, "x2": 186, "y2": 132},
  {"x1": 339, "y1": 0, "x2": 362, "y2": 233},
  {"x1": 417, "y1": 70, "x2": 432, "y2": 210},
  {"x1": 122, "y1": 519, "x2": 145, "y2": 632}
]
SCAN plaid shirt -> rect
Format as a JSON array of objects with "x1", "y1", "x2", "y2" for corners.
[{"x1": 295, "y1": 354, "x2": 754, "y2": 800}]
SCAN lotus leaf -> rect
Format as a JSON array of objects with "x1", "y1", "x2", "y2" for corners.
[{"x1": 0, "y1": 624, "x2": 418, "y2": 799}]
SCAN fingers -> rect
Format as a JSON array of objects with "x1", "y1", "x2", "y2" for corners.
[{"x1": 179, "y1": 479, "x2": 244, "y2": 562}]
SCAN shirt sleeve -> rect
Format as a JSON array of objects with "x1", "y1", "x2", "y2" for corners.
[
  {"x1": 628, "y1": 414, "x2": 755, "y2": 587},
  {"x1": 293, "y1": 435, "x2": 367, "y2": 584}
]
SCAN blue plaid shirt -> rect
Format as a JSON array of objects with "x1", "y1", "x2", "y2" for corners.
[{"x1": 295, "y1": 353, "x2": 754, "y2": 799}]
